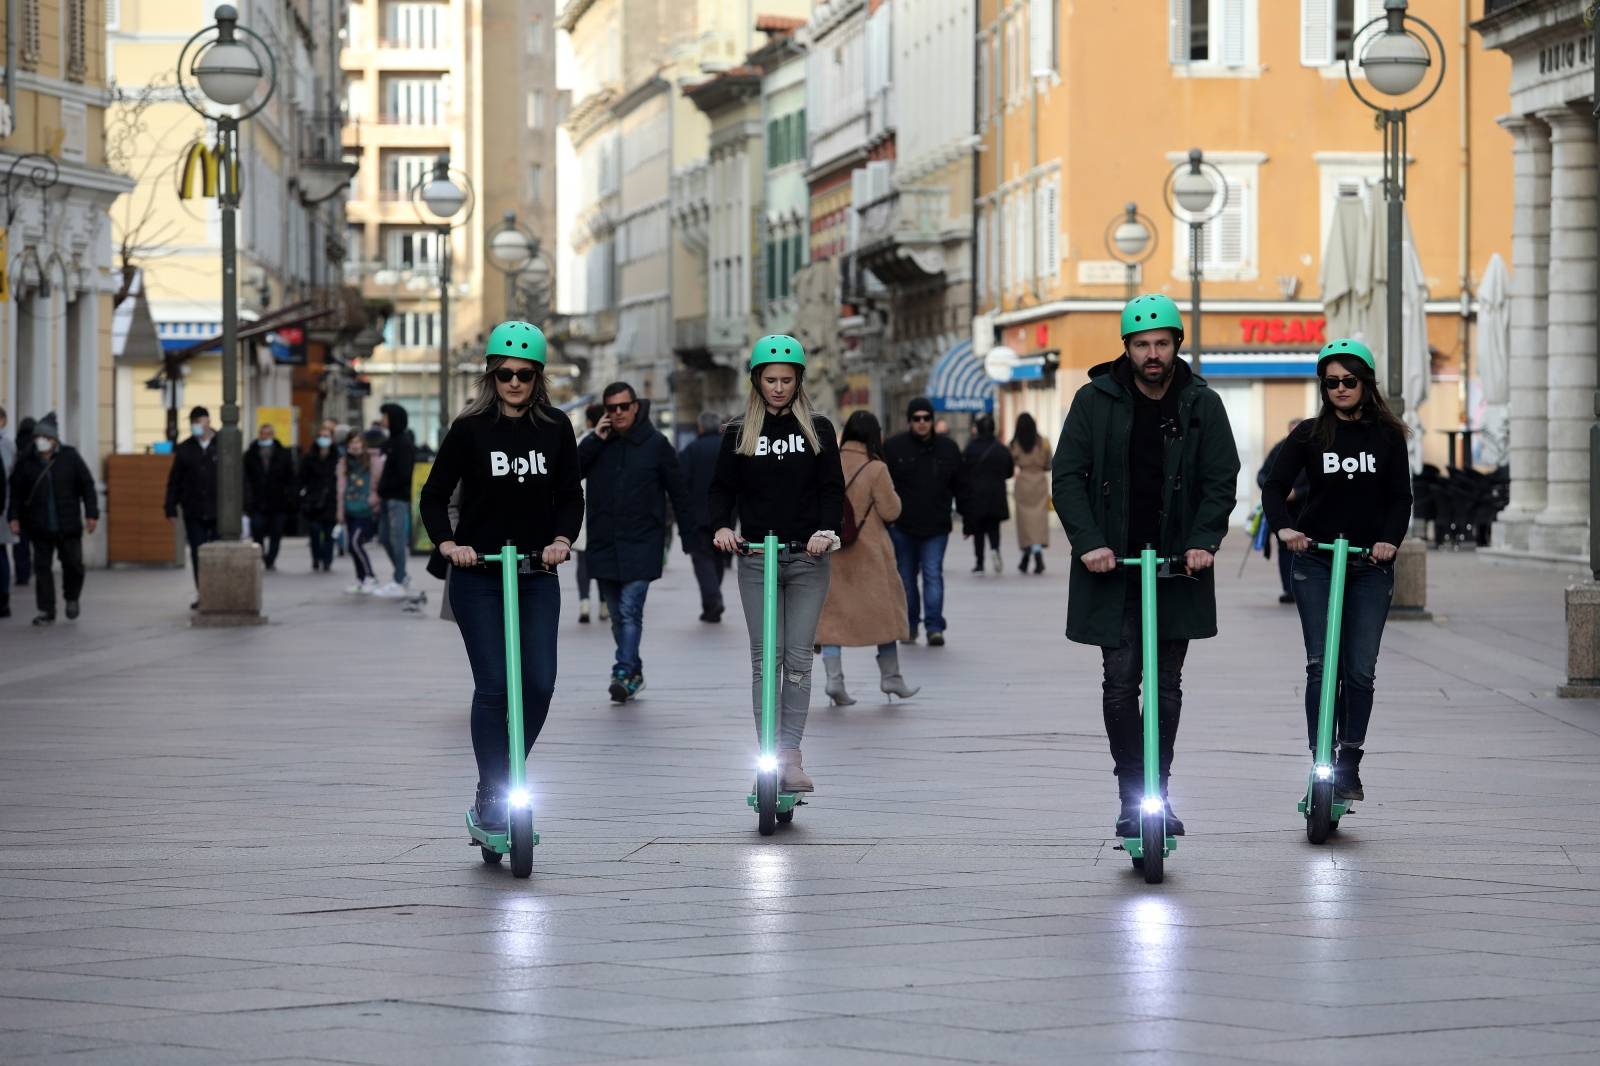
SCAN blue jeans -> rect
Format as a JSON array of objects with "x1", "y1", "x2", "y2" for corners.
[
  {"x1": 1291, "y1": 552, "x2": 1394, "y2": 751},
  {"x1": 379, "y1": 499, "x2": 410, "y2": 583},
  {"x1": 449, "y1": 565, "x2": 560, "y2": 790},
  {"x1": 597, "y1": 578, "x2": 650, "y2": 675},
  {"x1": 888, "y1": 528, "x2": 948, "y2": 635},
  {"x1": 306, "y1": 519, "x2": 335, "y2": 570}
]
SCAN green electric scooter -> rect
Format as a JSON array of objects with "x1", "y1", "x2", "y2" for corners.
[
  {"x1": 739, "y1": 533, "x2": 809, "y2": 836},
  {"x1": 465, "y1": 544, "x2": 542, "y2": 878},
  {"x1": 1298, "y1": 537, "x2": 1369, "y2": 845},
  {"x1": 1116, "y1": 547, "x2": 1177, "y2": 884}
]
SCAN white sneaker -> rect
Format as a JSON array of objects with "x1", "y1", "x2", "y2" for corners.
[
  {"x1": 372, "y1": 581, "x2": 409, "y2": 599},
  {"x1": 358, "y1": 577, "x2": 381, "y2": 595}
]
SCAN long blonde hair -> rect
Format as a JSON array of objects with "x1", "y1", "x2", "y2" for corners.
[
  {"x1": 457, "y1": 356, "x2": 556, "y2": 425},
  {"x1": 735, "y1": 376, "x2": 823, "y2": 456}
]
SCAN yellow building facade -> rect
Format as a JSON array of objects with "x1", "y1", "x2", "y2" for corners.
[{"x1": 974, "y1": 0, "x2": 1512, "y2": 501}]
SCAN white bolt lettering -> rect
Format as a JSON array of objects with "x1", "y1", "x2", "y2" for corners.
[{"x1": 491, "y1": 451, "x2": 510, "y2": 476}]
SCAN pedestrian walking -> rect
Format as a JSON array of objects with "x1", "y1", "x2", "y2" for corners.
[
  {"x1": 243, "y1": 423, "x2": 296, "y2": 570},
  {"x1": 164, "y1": 406, "x2": 221, "y2": 606},
  {"x1": 1263, "y1": 339, "x2": 1411, "y2": 804},
  {"x1": 300, "y1": 430, "x2": 340, "y2": 573},
  {"x1": 337, "y1": 430, "x2": 384, "y2": 594},
  {"x1": 680, "y1": 410, "x2": 730, "y2": 623},
  {"x1": 0, "y1": 405, "x2": 14, "y2": 618},
  {"x1": 960, "y1": 413, "x2": 1014, "y2": 574},
  {"x1": 420, "y1": 321, "x2": 582, "y2": 834},
  {"x1": 11, "y1": 416, "x2": 34, "y2": 588},
  {"x1": 1010, "y1": 413, "x2": 1053, "y2": 575},
  {"x1": 1052, "y1": 294, "x2": 1240, "y2": 838},
  {"x1": 710, "y1": 335, "x2": 845, "y2": 794},
  {"x1": 573, "y1": 402, "x2": 603, "y2": 624},
  {"x1": 577, "y1": 381, "x2": 692, "y2": 703},
  {"x1": 374, "y1": 402, "x2": 416, "y2": 598},
  {"x1": 6, "y1": 413, "x2": 99, "y2": 626},
  {"x1": 883, "y1": 397, "x2": 964, "y2": 646},
  {"x1": 1258, "y1": 418, "x2": 1308, "y2": 604},
  {"x1": 816, "y1": 411, "x2": 918, "y2": 705}
]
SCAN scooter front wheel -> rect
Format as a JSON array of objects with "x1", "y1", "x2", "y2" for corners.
[
  {"x1": 1141, "y1": 814, "x2": 1164, "y2": 884},
  {"x1": 510, "y1": 809, "x2": 535, "y2": 878},
  {"x1": 757, "y1": 772, "x2": 778, "y2": 836},
  {"x1": 1306, "y1": 780, "x2": 1334, "y2": 845}
]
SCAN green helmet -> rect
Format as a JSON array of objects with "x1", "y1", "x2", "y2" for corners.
[
  {"x1": 1317, "y1": 337, "x2": 1375, "y2": 377},
  {"x1": 749, "y1": 334, "x2": 806, "y2": 374},
  {"x1": 485, "y1": 320, "x2": 548, "y2": 364},
  {"x1": 1121, "y1": 294, "x2": 1185, "y2": 345}
]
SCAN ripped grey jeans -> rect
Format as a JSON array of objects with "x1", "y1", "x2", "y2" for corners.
[{"x1": 736, "y1": 551, "x2": 831, "y2": 749}]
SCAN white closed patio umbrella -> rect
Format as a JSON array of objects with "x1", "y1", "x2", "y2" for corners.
[
  {"x1": 1400, "y1": 213, "x2": 1430, "y2": 474},
  {"x1": 1475, "y1": 253, "x2": 1511, "y2": 468},
  {"x1": 1320, "y1": 191, "x2": 1366, "y2": 340}
]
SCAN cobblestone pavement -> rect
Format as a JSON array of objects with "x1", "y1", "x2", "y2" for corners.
[{"x1": 1, "y1": 539, "x2": 1598, "y2": 1064}]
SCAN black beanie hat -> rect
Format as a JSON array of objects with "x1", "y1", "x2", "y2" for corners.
[{"x1": 906, "y1": 397, "x2": 934, "y2": 419}]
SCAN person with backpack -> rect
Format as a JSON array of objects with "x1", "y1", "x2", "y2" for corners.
[
  {"x1": 6, "y1": 413, "x2": 98, "y2": 626},
  {"x1": 337, "y1": 430, "x2": 385, "y2": 593},
  {"x1": 815, "y1": 411, "x2": 918, "y2": 705},
  {"x1": 374, "y1": 402, "x2": 416, "y2": 598},
  {"x1": 960, "y1": 413, "x2": 1015, "y2": 574},
  {"x1": 300, "y1": 430, "x2": 340, "y2": 573}
]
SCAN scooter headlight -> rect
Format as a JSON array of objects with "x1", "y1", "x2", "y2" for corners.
[
  {"x1": 508, "y1": 788, "x2": 532, "y2": 809},
  {"x1": 1314, "y1": 765, "x2": 1333, "y2": 781},
  {"x1": 1141, "y1": 796, "x2": 1164, "y2": 815},
  {"x1": 756, "y1": 754, "x2": 779, "y2": 774}
]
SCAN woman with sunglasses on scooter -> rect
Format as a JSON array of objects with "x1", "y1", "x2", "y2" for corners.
[
  {"x1": 709, "y1": 335, "x2": 845, "y2": 794},
  {"x1": 1262, "y1": 339, "x2": 1412, "y2": 804},
  {"x1": 420, "y1": 321, "x2": 584, "y2": 834}
]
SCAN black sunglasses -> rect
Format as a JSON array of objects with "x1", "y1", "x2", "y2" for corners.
[
  {"x1": 1323, "y1": 375, "x2": 1361, "y2": 392},
  {"x1": 604, "y1": 400, "x2": 636, "y2": 413},
  {"x1": 909, "y1": 413, "x2": 933, "y2": 423},
  {"x1": 494, "y1": 368, "x2": 537, "y2": 384}
]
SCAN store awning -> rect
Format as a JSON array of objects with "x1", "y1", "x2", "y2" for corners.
[
  {"x1": 145, "y1": 302, "x2": 337, "y2": 387},
  {"x1": 1188, "y1": 351, "x2": 1320, "y2": 378},
  {"x1": 927, "y1": 339, "x2": 995, "y2": 413}
]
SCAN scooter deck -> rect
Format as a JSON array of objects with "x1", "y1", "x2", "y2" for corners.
[
  {"x1": 746, "y1": 792, "x2": 803, "y2": 813},
  {"x1": 465, "y1": 809, "x2": 539, "y2": 853},
  {"x1": 1120, "y1": 836, "x2": 1177, "y2": 860},
  {"x1": 1297, "y1": 795, "x2": 1352, "y2": 821}
]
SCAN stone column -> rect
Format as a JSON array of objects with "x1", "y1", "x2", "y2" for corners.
[
  {"x1": 1495, "y1": 115, "x2": 1551, "y2": 550},
  {"x1": 1531, "y1": 106, "x2": 1598, "y2": 559}
]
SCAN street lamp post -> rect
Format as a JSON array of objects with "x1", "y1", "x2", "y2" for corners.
[
  {"x1": 487, "y1": 211, "x2": 539, "y2": 320},
  {"x1": 412, "y1": 155, "x2": 473, "y2": 442},
  {"x1": 1163, "y1": 149, "x2": 1227, "y2": 374},
  {"x1": 178, "y1": 5, "x2": 276, "y2": 546},
  {"x1": 1104, "y1": 202, "x2": 1157, "y2": 303}
]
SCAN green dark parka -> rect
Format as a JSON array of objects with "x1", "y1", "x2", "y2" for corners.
[{"x1": 1051, "y1": 356, "x2": 1241, "y2": 647}]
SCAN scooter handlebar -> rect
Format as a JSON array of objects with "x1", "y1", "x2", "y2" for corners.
[
  {"x1": 1312, "y1": 542, "x2": 1372, "y2": 557},
  {"x1": 738, "y1": 539, "x2": 819, "y2": 557}
]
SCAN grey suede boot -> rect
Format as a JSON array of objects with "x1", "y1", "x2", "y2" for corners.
[
  {"x1": 780, "y1": 748, "x2": 814, "y2": 792},
  {"x1": 876, "y1": 647, "x2": 920, "y2": 699},
  {"x1": 822, "y1": 655, "x2": 856, "y2": 706}
]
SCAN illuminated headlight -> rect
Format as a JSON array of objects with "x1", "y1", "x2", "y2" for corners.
[
  {"x1": 1141, "y1": 796, "x2": 1164, "y2": 814},
  {"x1": 757, "y1": 754, "x2": 779, "y2": 774},
  {"x1": 508, "y1": 788, "x2": 532, "y2": 809},
  {"x1": 1314, "y1": 765, "x2": 1333, "y2": 781}
]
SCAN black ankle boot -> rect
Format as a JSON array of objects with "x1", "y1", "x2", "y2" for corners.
[
  {"x1": 1114, "y1": 774, "x2": 1141, "y2": 837},
  {"x1": 1033, "y1": 551, "x2": 1045, "y2": 575},
  {"x1": 1335, "y1": 747, "x2": 1365, "y2": 802},
  {"x1": 1159, "y1": 775, "x2": 1185, "y2": 836},
  {"x1": 473, "y1": 784, "x2": 507, "y2": 832}
]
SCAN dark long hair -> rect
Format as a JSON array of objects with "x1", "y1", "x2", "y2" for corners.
[
  {"x1": 1311, "y1": 355, "x2": 1410, "y2": 448},
  {"x1": 1013, "y1": 412, "x2": 1039, "y2": 453},
  {"x1": 841, "y1": 410, "x2": 884, "y2": 461},
  {"x1": 972, "y1": 413, "x2": 996, "y2": 440}
]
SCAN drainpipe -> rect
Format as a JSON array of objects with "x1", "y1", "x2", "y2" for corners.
[
  {"x1": 994, "y1": 19, "x2": 1004, "y2": 313},
  {"x1": 969, "y1": 2, "x2": 980, "y2": 328},
  {"x1": 1457, "y1": 0, "x2": 1472, "y2": 460},
  {"x1": 6, "y1": 0, "x2": 16, "y2": 117},
  {"x1": 1029, "y1": 60, "x2": 1041, "y2": 302}
]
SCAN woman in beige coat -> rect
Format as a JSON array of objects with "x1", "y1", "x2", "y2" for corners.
[
  {"x1": 816, "y1": 412, "x2": 919, "y2": 705},
  {"x1": 1010, "y1": 412, "x2": 1052, "y2": 575}
]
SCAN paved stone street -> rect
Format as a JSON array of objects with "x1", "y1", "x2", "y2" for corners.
[{"x1": 2, "y1": 540, "x2": 1598, "y2": 1064}]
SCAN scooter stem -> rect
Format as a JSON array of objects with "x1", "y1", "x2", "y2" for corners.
[
  {"x1": 1138, "y1": 547, "x2": 1161, "y2": 810},
  {"x1": 500, "y1": 543, "x2": 528, "y2": 792},
  {"x1": 1313, "y1": 537, "x2": 1350, "y2": 769},
  {"x1": 760, "y1": 533, "x2": 779, "y2": 758}
]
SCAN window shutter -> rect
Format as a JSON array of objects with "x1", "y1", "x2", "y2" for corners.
[
  {"x1": 1029, "y1": 0, "x2": 1054, "y2": 76},
  {"x1": 1211, "y1": 178, "x2": 1247, "y2": 269},
  {"x1": 976, "y1": 207, "x2": 988, "y2": 301},
  {"x1": 1019, "y1": 188, "x2": 1034, "y2": 282},
  {"x1": 1221, "y1": 0, "x2": 1248, "y2": 67},
  {"x1": 1033, "y1": 181, "x2": 1048, "y2": 280},
  {"x1": 1301, "y1": 0, "x2": 1334, "y2": 67},
  {"x1": 1045, "y1": 177, "x2": 1061, "y2": 278},
  {"x1": 106, "y1": 0, "x2": 120, "y2": 30},
  {"x1": 1169, "y1": 0, "x2": 1189, "y2": 65}
]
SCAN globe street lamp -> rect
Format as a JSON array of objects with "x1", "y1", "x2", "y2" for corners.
[
  {"x1": 411, "y1": 154, "x2": 474, "y2": 439},
  {"x1": 1104, "y1": 202, "x2": 1157, "y2": 303},
  {"x1": 1163, "y1": 149, "x2": 1228, "y2": 374},
  {"x1": 177, "y1": 4, "x2": 276, "y2": 547},
  {"x1": 1344, "y1": 0, "x2": 1446, "y2": 417},
  {"x1": 486, "y1": 211, "x2": 539, "y2": 320}
]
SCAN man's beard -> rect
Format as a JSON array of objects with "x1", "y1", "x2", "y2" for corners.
[{"x1": 1140, "y1": 358, "x2": 1175, "y2": 384}]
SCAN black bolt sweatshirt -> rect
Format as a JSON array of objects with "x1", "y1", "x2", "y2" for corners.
[
  {"x1": 1262, "y1": 415, "x2": 1412, "y2": 551},
  {"x1": 707, "y1": 409, "x2": 845, "y2": 543},
  {"x1": 419, "y1": 406, "x2": 584, "y2": 556}
]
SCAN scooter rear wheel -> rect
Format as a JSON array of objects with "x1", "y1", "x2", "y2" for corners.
[
  {"x1": 757, "y1": 773, "x2": 778, "y2": 836},
  {"x1": 1306, "y1": 780, "x2": 1334, "y2": 845},
  {"x1": 481, "y1": 847, "x2": 504, "y2": 865},
  {"x1": 510, "y1": 809, "x2": 535, "y2": 878},
  {"x1": 1141, "y1": 813, "x2": 1164, "y2": 884}
]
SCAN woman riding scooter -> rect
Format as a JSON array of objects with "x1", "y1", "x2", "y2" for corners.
[
  {"x1": 709, "y1": 335, "x2": 845, "y2": 794},
  {"x1": 419, "y1": 321, "x2": 584, "y2": 833},
  {"x1": 1262, "y1": 338, "x2": 1412, "y2": 803}
]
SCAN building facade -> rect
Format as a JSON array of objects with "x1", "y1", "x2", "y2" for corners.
[{"x1": 1475, "y1": 0, "x2": 1593, "y2": 559}]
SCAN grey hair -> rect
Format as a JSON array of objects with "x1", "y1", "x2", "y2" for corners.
[{"x1": 698, "y1": 411, "x2": 722, "y2": 434}]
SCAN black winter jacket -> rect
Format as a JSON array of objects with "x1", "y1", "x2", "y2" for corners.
[
  {"x1": 678, "y1": 429, "x2": 724, "y2": 543},
  {"x1": 243, "y1": 440, "x2": 298, "y2": 514},
  {"x1": 164, "y1": 435, "x2": 219, "y2": 522},
  {"x1": 377, "y1": 403, "x2": 416, "y2": 502},
  {"x1": 883, "y1": 429, "x2": 965, "y2": 537},
  {"x1": 960, "y1": 435, "x2": 1014, "y2": 526},
  {"x1": 8, "y1": 445, "x2": 98, "y2": 537},
  {"x1": 578, "y1": 410, "x2": 692, "y2": 583},
  {"x1": 299, "y1": 447, "x2": 340, "y2": 522}
]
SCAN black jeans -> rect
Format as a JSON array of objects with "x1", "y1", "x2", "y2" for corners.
[
  {"x1": 449, "y1": 565, "x2": 560, "y2": 792},
  {"x1": 1291, "y1": 552, "x2": 1394, "y2": 751},
  {"x1": 689, "y1": 543, "x2": 728, "y2": 613},
  {"x1": 1101, "y1": 590, "x2": 1189, "y2": 783},
  {"x1": 31, "y1": 535, "x2": 84, "y2": 617},
  {"x1": 250, "y1": 510, "x2": 287, "y2": 568},
  {"x1": 183, "y1": 515, "x2": 219, "y2": 584},
  {"x1": 574, "y1": 550, "x2": 591, "y2": 601},
  {"x1": 306, "y1": 519, "x2": 335, "y2": 570},
  {"x1": 971, "y1": 518, "x2": 1001, "y2": 565},
  {"x1": 14, "y1": 531, "x2": 31, "y2": 584}
]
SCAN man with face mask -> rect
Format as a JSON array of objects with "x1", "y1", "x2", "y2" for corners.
[
  {"x1": 164, "y1": 406, "x2": 220, "y2": 600},
  {"x1": 1052, "y1": 295, "x2": 1240, "y2": 839},
  {"x1": 242, "y1": 422, "x2": 297, "y2": 570},
  {"x1": 6, "y1": 413, "x2": 99, "y2": 625}
]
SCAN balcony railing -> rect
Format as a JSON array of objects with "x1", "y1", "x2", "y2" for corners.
[
  {"x1": 377, "y1": 35, "x2": 452, "y2": 50},
  {"x1": 857, "y1": 186, "x2": 949, "y2": 250}
]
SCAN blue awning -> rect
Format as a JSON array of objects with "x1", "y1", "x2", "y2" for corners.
[
  {"x1": 1185, "y1": 352, "x2": 1319, "y2": 378},
  {"x1": 927, "y1": 340, "x2": 995, "y2": 413},
  {"x1": 157, "y1": 320, "x2": 223, "y2": 353}
]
